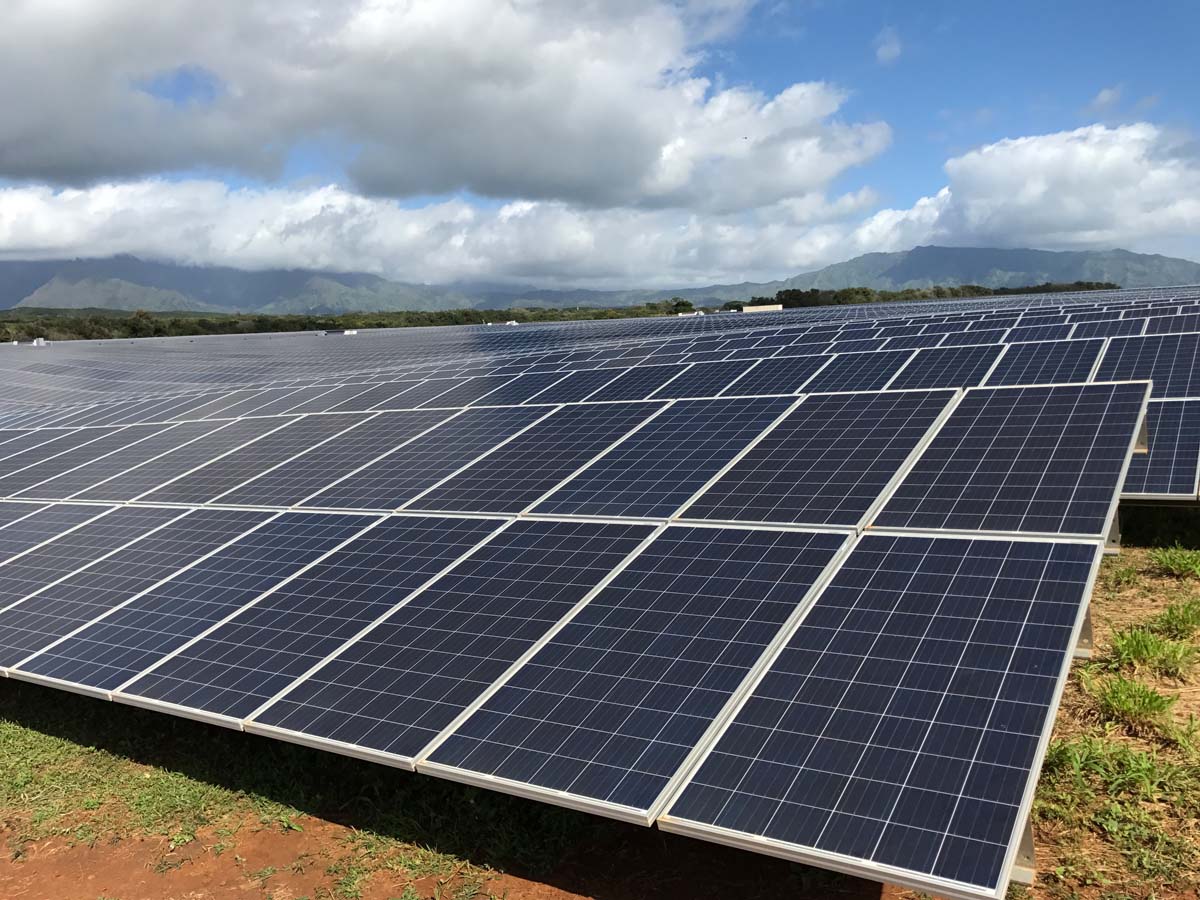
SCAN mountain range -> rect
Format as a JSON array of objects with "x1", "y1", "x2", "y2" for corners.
[{"x1": 2, "y1": 246, "x2": 1198, "y2": 315}]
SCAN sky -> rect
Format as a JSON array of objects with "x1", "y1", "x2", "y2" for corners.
[{"x1": 0, "y1": 0, "x2": 1197, "y2": 288}]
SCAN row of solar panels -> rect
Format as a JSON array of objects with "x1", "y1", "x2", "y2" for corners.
[
  {"x1": 0, "y1": 382, "x2": 1150, "y2": 539},
  {"x1": 0, "y1": 474, "x2": 1114, "y2": 899},
  {"x1": 0, "y1": 286, "x2": 1185, "y2": 900},
  {"x1": 0, "y1": 337, "x2": 1193, "y2": 500},
  {"x1": 4, "y1": 286, "x2": 1198, "y2": 407}
]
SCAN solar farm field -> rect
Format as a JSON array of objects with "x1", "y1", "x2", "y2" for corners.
[{"x1": 1, "y1": 285, "x2": 1200, "y2": 900}]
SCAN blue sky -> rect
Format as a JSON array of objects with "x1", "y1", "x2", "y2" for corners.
[{"x1": 1, "y1": 1, "x2": 1198, "y2": 285}]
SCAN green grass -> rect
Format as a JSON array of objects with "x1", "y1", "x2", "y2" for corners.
[
  {"x1": 1148, "y1": 599, "x2": 1200, "y2": 641},
  {"x1": 1104, "y1": 626, "x2": 1197, "y2": 679},
  {"x1": 1093, "y1": 674, "x2": 1178, "y2": 733},
  {"x1": 1148, "y1": 544, "x2": 1200, "y2": 578}
]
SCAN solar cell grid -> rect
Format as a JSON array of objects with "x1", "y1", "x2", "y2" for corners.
[
  {"x1": 585, "y1": 364, "x2": 689, "y2": 402},
  {"x1": 886, "y1": 345, "x2": 1003, "y2": 391},
  {"x1": 718, "y1": 355, "x2": 830, "y2": 398},
  {"x1": 800, "y1": 350, "x2": 916, "y2": 395},
  {"x1": 531, "y1": 396, "x2": 795, "y2": 519},
  {"x1": 1095, "y1": 333, "x2": 1200, "y2": 398},
  {"x1": 72, "y1": 417, "x2": 298, "y2": 502},
  {"x1": 424, "y1": 526, "x2": 849, "y2": 816},
  {"x1": 663, "y1": 534, "x2": 1098, "y2": 898},
  {"x1": 1122, "y1": 400, "x2": 1200, "y2": 497},
  {"x1": 983, "y1": 340, "x2": 1103, "y2": 388},
  {"x1": 216, "y1": 409, "x2": 453, "y2": 508},
  {"x1": 301, "y1": 406, "x2": 550, "y2": 510},
  {"x1": 0, "y1": 424, "x2": 172, "y2": 497},
  {"x1": 647, "y1": 361, "x2": 751, "y2": 399},
  {"x1": 680, "y1": 390, "x2": 954, "y2": 527},
  {"x1": 409, "y1": 401, "x2": 665, "y2": 514},
  {"x1": 140, "y1": 415, "x2": 363, "y2": 504},
  {"x1": 119, "y1": 515, "x2": 506, "y2": 720},
  {"x1": 525, "y1": 368, "x2": 623, "y2": 404},
  {"x1": 17, "y1": 512, "x2": 378, "y2": 692},
  {"x1": 0, "y1": 503, "x2": 106, "y2": 563},
  {"x1": 875, "y1": 382, "x2": 1149, "y2": 536},
  {"x1": 249, "y1": 519, "x2": 656, "y2": 762},
  {"x1": 0, "y1": 508, "x2": 272, "y2": 670}
]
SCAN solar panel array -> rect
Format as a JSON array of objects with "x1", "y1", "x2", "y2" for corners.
[{"x1": 1, "y1": 282, "x2": 1196, "y2": 900}]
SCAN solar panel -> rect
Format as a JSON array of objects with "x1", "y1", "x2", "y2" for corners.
[
  {"x1": 1095, "y1": 333, "x2": 1200, "y2": 399},
  {"x1": 476, "y1": 372, "x2": 570, "y2": 405},
  {"x1": 1006, "y1": 324, "x2": 1073, "y2": 343},
  {"x1": 983, "y1": 340, "x2": 1103, "y2": 387},
  {"x1": 423, "y1": 526, "x2": 848, "y2": 818},
  {"x1": 71, "y1": 417, "x2": 298, "y2": 502},
  {"x1": 416, "y1": 375, "x2": 515, "y2": 408},
  {"x1": 0, "y1": 508, "x2": 272, "y2": 670},
  {"x1": 116, "y1": 516, "x2": 506, "y2": 720},
  {"x1": 15, "y1": 512, "x2": 378, "y2": 692},
  {"x1": 248, "y1": 519, "x2": 656, "y2": 763},
  {"x1": 1122, "y1": 400, "x2": 1200, "y2": 498},
  {"x1": 661, "y1": 534, "x2": 1098, "y2": 900},
  {"x1": 138, "y1": 415, "x2": 367, "y2": 504},
  {"x1": 648, "y1": 361, "x2": 753, "y2": 399},
  {"x1": 0, "y1": 427, "x2": 122, "y2": 479},
  {"x1": 718, "y1": 355, "x2": 831, "y2": 398},
  {"x1": 875, "y1": 382, "x2": 1149, "y2": 536},
  {"x1": 334, "y1": 380, "x2": 426, "y2": 412},
  {"x1": 522, "y1": 368, "x2": 623, "y2": 404},
  {"x1": 409, "y1": 402, "x2": 665, "y2": 514},
  {"x1": 886, "y1": 346, "x2": 1003, "y2": 391},
  {"x1": 679, "y1": 391, "x2": 954, "y2": 527},
  {"x1": 301, "y1": 406, "x2": 550, "y2": 510},
  {"x1": 531, "y1": 397, "x2": 794, "y2": 519},
  {"x1": 14, "y1": 421, "x2": 224, "y2": 500},
  {"x1": 0, "y1": 501, "x2": 47, "y2": 533},
  {"x1": 0, "y1": 503, "x2": 108, "y2": 562},
  {"x1": 1070, "y1": 318, "x2": 1146, "y2": 339},
  {"x1": 0, "y1": 506, "x2": 182, "y2": 615},
  {"x1": 214, "y1": 410, "x2": 453, "y2": 508},
  {"x1": 585, "y1": 364, "x2": 689, "y2": 402},
  {"x1": 801, "y1": 351, "x2": 915, "y2": 394}
]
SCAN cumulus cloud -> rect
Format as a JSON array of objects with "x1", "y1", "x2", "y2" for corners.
[
  {"x1": 5, "y1": 123, "x2": 1194, "y2": 289},
  {"x1": 1087, "y1": 85, "x2": 1122, "y2": 113},
  {"x1": 0, "y1": 0, "x2": 887, "y2": 213},
  {"x1": 874, "y1": 26, "x2": 901, "y2": 64}
]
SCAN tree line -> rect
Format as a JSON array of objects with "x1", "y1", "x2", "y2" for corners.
[{"x1": 726, "y1": 281, "x2": 1121, "y2": 310}]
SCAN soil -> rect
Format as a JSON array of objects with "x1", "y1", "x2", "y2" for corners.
[{"x1": 0, "y1": 815, "x2": 906, "y2": 900}]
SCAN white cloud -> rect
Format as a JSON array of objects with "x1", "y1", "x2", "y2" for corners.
[
  {"x1": 2, "y1": 124, "x2": 1196, "y2": 290},
  {"x1": 874, "y1": 26, "x2": 901, "y2": 64},
  {"x1": 859, "y1": 123, "x2": 1200, "y2": 253},
  {"x1": 0, "y1": 0, "x2": 887, "y2": 214},
  {"x1": 1087, "y1": 85, "x2": 1123, "y2": 113}
]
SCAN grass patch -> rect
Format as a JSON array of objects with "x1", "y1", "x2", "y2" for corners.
[
  {"x1": 1148, "y1": 544, "x2": 1200, "y2": 578},
  {"x1": 1104, "y1": 626, "x2": 1196, "y2": 679},
  {"x1": 1093, "y1": 674, "x2": 1178, "y2": 733},
  {"x1": 1148, "y1": 598, "x2": 1200, "y2": 640}
]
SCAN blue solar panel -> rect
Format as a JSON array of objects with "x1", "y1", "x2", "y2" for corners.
[
  {"x1": 531, "y1": 397, "x2": 794, "y2": 518},
  {"x1": 424, "y1": 526, "x2": 847, "y2": 816},
  {"x1": 408, "y1": 402, "x2": 664, "y2": 514},
  {"x1": 586, "y1": 365, "x2": 690, "y2": 402},
  {"x1": 875, "y1": 382, "x2": 1149, "y2": 536},
  {"x1": 301, "y1": 406, "x2": 549, "y2": 510},
  {"x1": 0, "y1": 504, "x2": 110, "y2": 563},
  {"x1": 663, "y1": 534, "x2": 1098, "y2": 898},
  {"x1": 1071, "y1": 318, "x2": 1146, "y2": 339},
  {"x1": 213, "y1": 410, "x2": 453, "y2": 507},
  {"x1": 0, "y1": 508, "x2": 271, "y2": 669},
  {"x1": 0, "y1": 424, "x2": 171, "y2": 496},
  {"x1": 17, "y1": 512, "x2": 378, "y2": 691},
  {"x1": 983, "y1": 340, "x2": 1103, "y2": 387},
  {"x1": 523, "y1": 368, "x2": 623, "y2": 404},
  {"x1": 718, "y1": 355, "x2": 830, "y2": 398},
  {"x1": 886, "y1": 345, "x2": 1003, "y2": 390},
  {"x1": 648, "y1": 361, "x2": 754, "y2": 399},
  {"x1": 140, "y1": 415, "x2": 360, "y2": 504},
  {"x1": 801, "y1": 351, "x2": 915, "y2": 394},
  {"x1": 1122, "y1": 400, "x2": 1200, "y2": 497},
  {"x1": 249, "y1": 520, "x2": 655, "y2": 762},
  {"x1": 680, "y1": 391, "x2": 954, "y2": 526},
  {"x1": 1095, "y1": 333, "x2": 1200, "y2": 399},
  {"x1": 118, "y1": 516, "x2": 506, "y2": 719},
  {"x1": 1006, "y1": 324, "x2": 1073, "y2": 343}
]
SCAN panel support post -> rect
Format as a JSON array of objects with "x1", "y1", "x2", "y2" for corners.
[
  {"x1": 1073, "y1": 604, "x2": 1094, "y2": 660},
  {"x1": 1010, "y1": 812, "x2": 1036, "y2": 886},
  {"x1": 1105, "y1": 511, "x2": 1122, "y2": 555}
]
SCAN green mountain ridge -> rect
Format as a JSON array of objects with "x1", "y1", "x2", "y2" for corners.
[{"x1": 2, "y1": 246, "x2": 1197, "y2": 314}]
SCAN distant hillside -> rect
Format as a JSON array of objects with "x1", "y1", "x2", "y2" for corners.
[{"x1": 1, "y1": 246, "x2": 1197, "y2": 314}]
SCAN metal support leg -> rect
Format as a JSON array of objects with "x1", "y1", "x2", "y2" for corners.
[
  {"x1": 1009, "y1": 813, "x2": 1036, "y2": 886},
  {"x1": 1105, "y1": 512, "x2": 1121, "y2": 555},
  {"x1": 1074, "y1": 605, "x2": 1093, "y2": 660}
]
